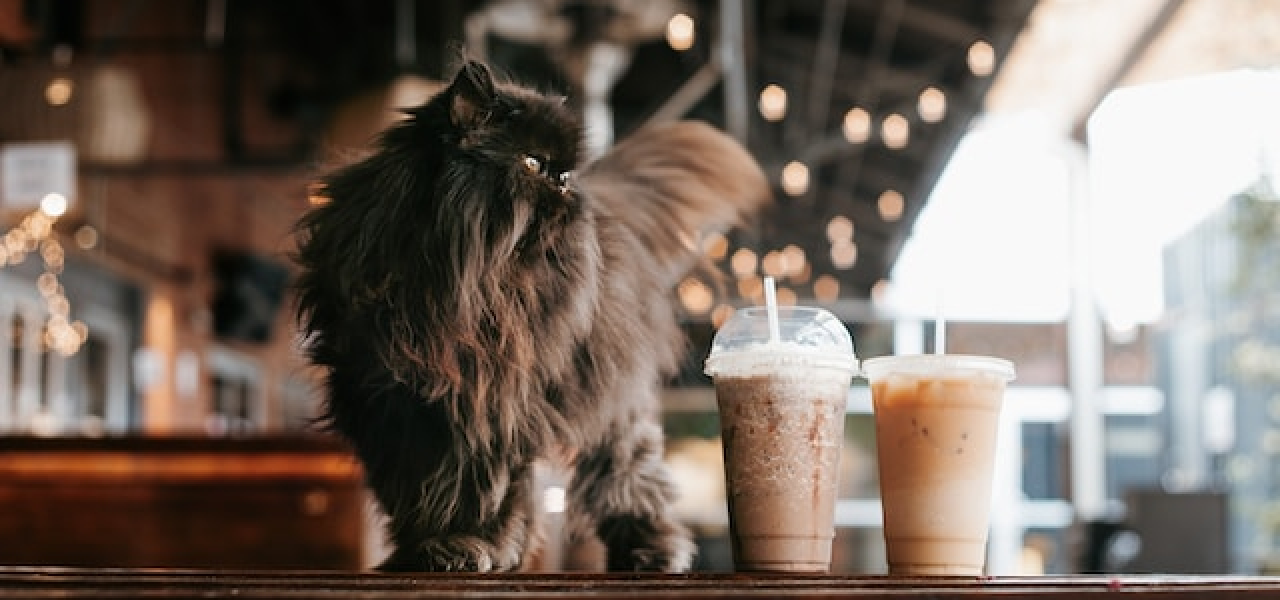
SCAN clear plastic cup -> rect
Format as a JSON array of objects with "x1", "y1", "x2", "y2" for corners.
[
  {"x1": 861, "y1": 354, "x2": 1016, "y2": 576},
  {"x1": 704, "y1": 306, "x2": 858, "y2": 572}
]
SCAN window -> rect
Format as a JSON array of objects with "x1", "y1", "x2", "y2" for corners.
[
  {"x1": 0, "y1": 272, "x2": 130, "y2": 434},
  {"x1": 206, "y1": 347, "x2": 264, "y2": 435}
]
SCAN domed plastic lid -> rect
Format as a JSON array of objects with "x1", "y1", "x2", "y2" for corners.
[{"x1": 704, "y1": 306, "x2": 857, "y2": 376}]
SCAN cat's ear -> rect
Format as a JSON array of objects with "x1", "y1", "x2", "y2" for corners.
[{"x1": 448, "y1": 60, "x2": 496, "y2": 128}]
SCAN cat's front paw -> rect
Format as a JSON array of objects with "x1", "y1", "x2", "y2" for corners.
[
  {"x1": 598, "y1": 515, "x2": 696, "y2": 572},
  {"x1": 381, "y1": 535, "x2": 521, "y2": 572}
]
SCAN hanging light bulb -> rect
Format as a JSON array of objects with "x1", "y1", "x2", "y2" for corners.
[
  {"x1": 45, "y1": 77, "x2": 74, "y2": 106},
  {"x1": 826, "y1": 215, "x2": 854, "y2": 242},
  {"x1": 666, "y1": 13, "x2": 696, "y2": 51},
  {"x1": 881, "y1": 113, "x2": 910, "y2": 149},
  {"x1": 759, "y1": 84, "x2": 788, "y2": 122},
  {"x1": 782, "y1": 244, "x2": 807, "y2": 278},
  {"x1": 813, "y1": 275, "x2": 840, "y2": 304},
  {"x1": 878, "y1": 189, "x2": 905, "y2": 222},
  {"x1": 730, "y1": 248, "x2": 758, "y2": 277},
  {"x1": 678, "y1": 277, "x2": 714, "y2": 315},
  {"x1": 842, "y1": 107, "x2": 871, "y2": 143},
  {"x1": 701, "y1": 231, "x2": 729, "y2": 261},
  {"x1": 40, "y1": 193, "x2": 68, "y2": 217},
  {"x1": 781, "y1": 161, "x2": 810, "y2": 197},
  {"x1": 711, "y1": 304, "x2": 735, "y2": 328},
  {"x1": 1, "y1": 205, "x2": 89, "y2": 356},
  {"x1": 968, "y1": 39, "x2": 995, "y2": 76},
  {"x1": 831, "y1": 239, "x2": 858, "y2": 270},
  {"x1": 918, "y1": 86, "x2": 947, "y2": 123}
]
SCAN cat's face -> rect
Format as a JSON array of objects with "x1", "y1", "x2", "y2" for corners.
[{"x1": 432, "y1": 61, "x2": 588, "y2": 258}]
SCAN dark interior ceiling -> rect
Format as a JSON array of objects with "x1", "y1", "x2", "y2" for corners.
[
  {"x1": 2, "y1": 0, "x2": 1037, "y2": 308},
  {"x1": 468, "y1": 0, "x2": 1038, "y2": 305}
]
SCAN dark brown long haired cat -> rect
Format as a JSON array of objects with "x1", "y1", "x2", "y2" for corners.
[{"x1": 294, "y1": 60, "x2": 769, "y2": 572}]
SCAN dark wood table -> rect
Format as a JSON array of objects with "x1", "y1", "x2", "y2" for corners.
[{"x1": 1, "y1": 568, "x2": 1278, "y2": 599}]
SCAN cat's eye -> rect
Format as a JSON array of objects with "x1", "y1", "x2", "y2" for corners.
[
  {"x1": 557, "y1": 171, "x2": 571, "y2": 188},
  {"x1": 522, "y1": 155, "x2": 542, "y2": 174}
]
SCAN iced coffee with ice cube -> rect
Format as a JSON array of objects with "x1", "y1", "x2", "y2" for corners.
[{"x1": 861, "y1": 354, "x2": 1015, "y2": 576}]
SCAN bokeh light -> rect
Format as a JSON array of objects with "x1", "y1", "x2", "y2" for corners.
[
  {"x1": 781, "y1": 161, "x2": 810, "y2": 197},
  {"x1": 968, "y1": 39, "x2": 995, "y2": 76},
  {"x1": 831, "y1": 239, "x2": 858, "y2": 270},
  {"x1": 759, "y1": 84, "x2": 787, "y2": 122},
  {"x1": 881, "y1": 113, "x2": 910, "y2": 149},
  {"x1": 842, "y1": 107, "x2": 872, "y2": 143},
  {"x1": 667, "y1": 14, "x2": 696, "y2": 51},
  {"x1": 878, "y1": 189, "x2": 905, "y2": 222},
  {"x1": 918, "y1": 86, "x2": 947, "y2": 123}
]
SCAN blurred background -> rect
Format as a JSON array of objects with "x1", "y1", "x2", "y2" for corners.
[{"x1": 1, "y1": 0, "x2": 1279, "y2": 576}]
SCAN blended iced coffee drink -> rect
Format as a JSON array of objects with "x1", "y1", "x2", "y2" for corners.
[
  {"x1": 861, "y1": 354, "x2": 1015, "y2": 576},
  {"x1": 705, "y1": 306, "x2": 858, "y2": 572}
]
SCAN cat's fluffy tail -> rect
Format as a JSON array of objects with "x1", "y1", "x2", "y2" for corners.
[{"x1": 580, "y1": 121, "x2": 771, "y2": 286}]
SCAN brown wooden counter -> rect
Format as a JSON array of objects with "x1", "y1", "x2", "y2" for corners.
[
  {"x1": 0, "y1": 568, "x2": 1278, "y2": 599},
  {"x1": 0, "y1": 435, "x2": 366, "y2": 569}
]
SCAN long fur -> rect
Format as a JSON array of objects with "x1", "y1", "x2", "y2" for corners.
[{"x1": 294, "y1": 60, "x2": 769, "y2": 572}]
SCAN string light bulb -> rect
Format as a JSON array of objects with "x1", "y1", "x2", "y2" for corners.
[
  {"x1": 762, "y1": 250, "x2": 782, "y2": 277},
  {"x1": 775, "y1": 286, "x2": 798, "y2": 306},
  {"x1": 878, "y1": 189, "x2": 905, "y2": 222},
  {"x1": 678, "y1": 277, "x2": 714, "y2": 315},
  {"x1": 826, "y1": 215, "x2": 854, "y2": 242},
  {"x1": 45, "y1": 77, "x2": 73, "y2": 106},
  {"x1": 968, "y1": 39, "x2": 995, "y2": 77},
  {"x1": 74, "y1": 225, "x2": 99, "y2": 249},
  {"x1": 782, "y1": 244, "x2": 807, "y2": 278},
  {"x1": 730, "y1": 247, "x2": 758, "y2": 277},
  {"x1": 40, "y1": 193, "x2": 68, "y2": 217},
  {"x1": 881, "y1": 113, "x2": 910, "y2": 149},
  {"x1": 701, "y1": 231, "x2": 729, "y2": 261},
  {"x1": 781, "y1": 161, "x2": 810, "y2": 197},
  {"x1": 813, "y1": 275, "x2": 840, "y2": 304},
  {"x1": 918, "y1": 86, "x2": 947, "y2": 123},
  {"x1": 843, "y1": 107, "x2": 872, "y2": 143},
  {"x1": 759, "y1": 84, "x2": 788, "y2": 122},
  {"x1": 666, "y1": 13, "x2": 696, "y2": 51},
  {"x1": 711, "y1": 304, "x2": 735, "y2": 328},
  {"x1": 1, "y1": 205, "x2": 88, "y2": 356},
  {"x1": 831, "y1": 239, "x2": 858, "y2": 270}
]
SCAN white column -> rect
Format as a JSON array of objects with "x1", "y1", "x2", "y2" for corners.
[
  {"x1": 1065, "y1": 139, "x2": 1109, "y2": 521},
  {"x1": 1167, "y1": 316, "x2": 1209, "y2": 488},
  {"x1": 987, "y1": 401, "x2": 1024, "y2": 574},
  {"x1": 893, "y1": 318, "x2": 925, "y2": 355}
]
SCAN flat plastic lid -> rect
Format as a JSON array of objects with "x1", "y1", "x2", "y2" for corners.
[
  {"x1": 860, "y1": 354, "x2": 1016, "y2": 381},
  {"x1": 704, "y1": 306, "x2": 857, "y2": 376}
]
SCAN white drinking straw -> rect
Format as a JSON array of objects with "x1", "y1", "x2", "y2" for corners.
[
  {"x1": 764, "y1": 276, "x2": 781, "y2": 344},
  {"x1": 934, "y1": 286, "x2": 946, "y2": 355}
]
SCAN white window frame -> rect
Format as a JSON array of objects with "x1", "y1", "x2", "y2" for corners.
[{"x1": 0, "y1": 271, "x2": 129, "y2": 434}]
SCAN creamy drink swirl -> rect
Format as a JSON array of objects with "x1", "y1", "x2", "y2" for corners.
[{"x1": 705, "y1": 307, "x2": 858, "y2": 572}]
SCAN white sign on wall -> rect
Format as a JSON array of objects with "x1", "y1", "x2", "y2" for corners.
[{"x1": 0, "y1": 141, "x2": 77, "y2": 211}]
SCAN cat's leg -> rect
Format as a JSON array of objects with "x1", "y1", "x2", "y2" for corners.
[
  {"x1": 333, "y1": 389, "x2": 538, "y2": 573},
  {"x1": 376, "y1": 457, "x2": 537, "y2": 572},
  {"x1": 569, "y1": 420, "x2": 696, "y2": 572}
]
